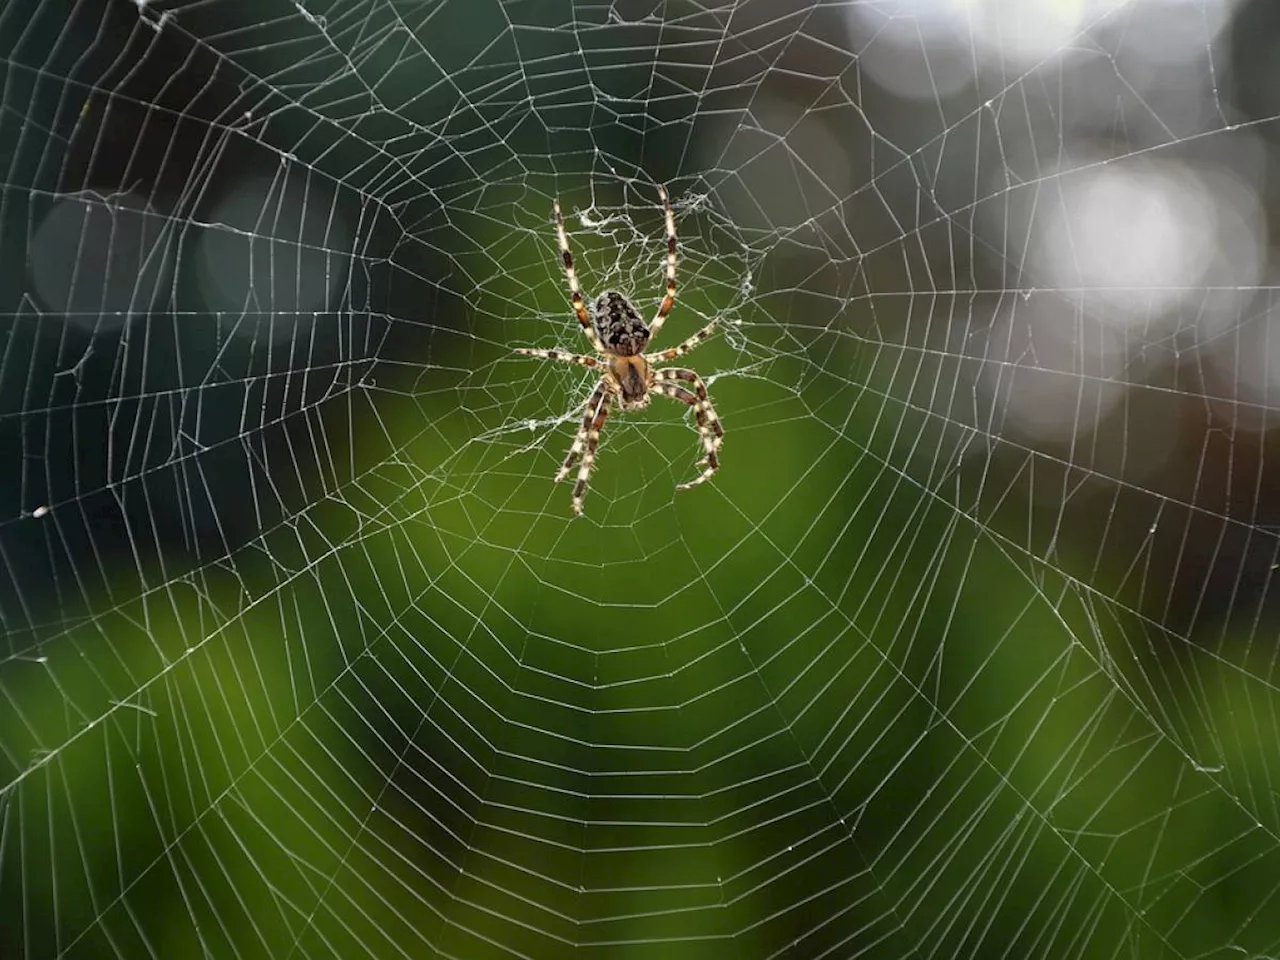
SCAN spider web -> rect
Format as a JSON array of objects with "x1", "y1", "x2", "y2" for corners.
[{"x1": 2, "y1": 0, "x2": 1279, "y2": 956}]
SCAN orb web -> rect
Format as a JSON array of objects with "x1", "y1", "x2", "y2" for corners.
[{"x1": 2, "y1": 1, "x2": 1279, "y2": 958}]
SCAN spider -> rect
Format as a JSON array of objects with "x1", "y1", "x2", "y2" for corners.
[{"x1": 516, "y1": 185, "x2": 724, "y2": 516}]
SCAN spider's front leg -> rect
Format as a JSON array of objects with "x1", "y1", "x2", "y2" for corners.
[
  {"x1": 653, "y1": 368, "x2": 724, "y2": 490},
  {"x1": 555, "y1": 379, "x2": 612, "y2": 515}
]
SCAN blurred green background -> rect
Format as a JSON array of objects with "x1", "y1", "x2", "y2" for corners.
[{"x1": 3, "y1": 0, "x2": 1280, "y2": 957}]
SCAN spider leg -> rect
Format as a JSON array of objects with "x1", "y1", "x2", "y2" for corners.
[
  {"x1": 571, "y1": 387, "x2": 612, "y2": 516},
  {"x1": 652, "y1": 320, "x2": 717, "y2": 362},
  {"x1": 555, "y1": 379, "x2": 609, "y2": 482},
  {"x1": 653, "y1": 373, "x2": 723, "y2": 490},
  {"x1": 553, "y1": 198, "x2": 605, "y2": 354},
  {"x1": 647, "y1": 184, "x2": 678, "y2": 341},
  {"x1": 515, "y1": 347, "x2": 599, "y2": 368},
  {"x1": 554, "y1": 379, "x2": 612, "y2": 516},
  {"x1": 654, "y1": 368, "x2": 724, "y2": 445}
]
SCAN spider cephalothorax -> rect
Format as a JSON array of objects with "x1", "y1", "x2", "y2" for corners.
[{"x1": 515, "y1": 186, "x2": 725, "y2": 515}]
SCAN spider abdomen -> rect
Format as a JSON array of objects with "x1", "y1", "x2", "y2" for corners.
[{"x1": 594, "y1": 290, "x2": 650, "y2": 357}]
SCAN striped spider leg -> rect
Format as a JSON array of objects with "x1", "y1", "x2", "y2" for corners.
[
  {"x1": 651, "y1": 320, "x2": 718, "y2": 363},
  {"x1": 554, "y1": 379, "x2": 612, "y2": 515},
  {"x1": 647, "y1": 184, "x2": 679, "y2": 341},
  {"x1": 653, "y1": 367, "x2": 724, "y2": 489},
  {"x1": 513, "y1": 347, "x2": 598, "y2": 368},
  {"x1": 553, "y1": 198, "x2": 605, "y2": 354}
]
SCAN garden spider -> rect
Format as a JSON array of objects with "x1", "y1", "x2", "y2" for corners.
[{"x1": 516, "y1": 186, "x2": 724, "y2": 516}]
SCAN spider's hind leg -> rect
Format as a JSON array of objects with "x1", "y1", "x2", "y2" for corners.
[
  {"x1": 647, "y1": 185, "x2": 678, "y2": 341},
  {"x1": 553, "y1": 198, "x2": 606, "y2": 354},
  {"x1": 652, "y1": 320, "x2": 717, "y2": 362}
]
